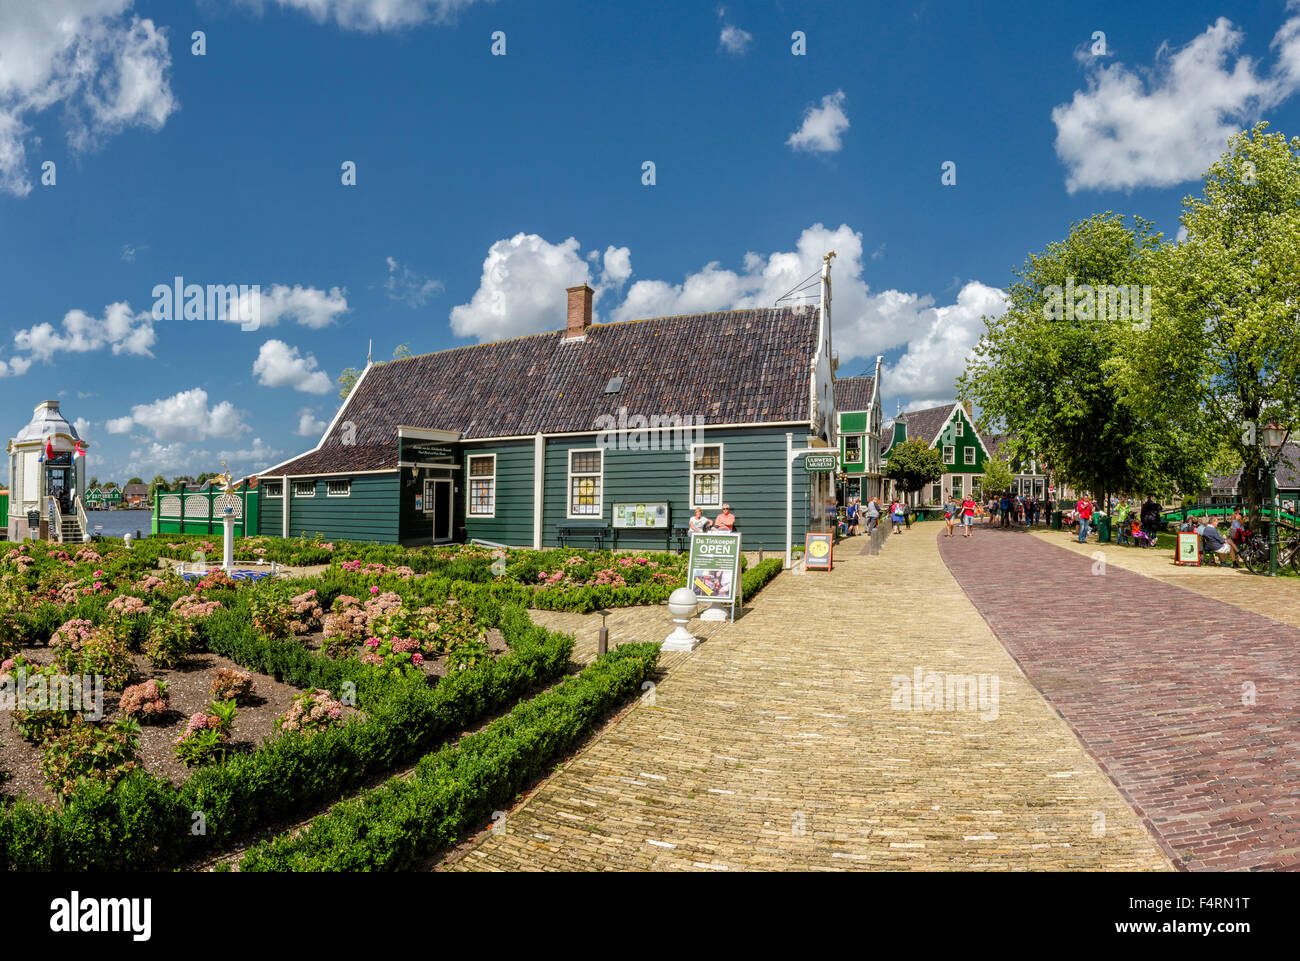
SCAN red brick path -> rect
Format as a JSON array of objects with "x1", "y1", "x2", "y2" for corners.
[{"x1": 940, "y1": 528, "x2": 1300, "y2": 871}]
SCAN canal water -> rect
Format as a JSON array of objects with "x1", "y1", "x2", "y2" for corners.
[{"x1": 83, "y1": 509, "x2": 154, "y2": 539}]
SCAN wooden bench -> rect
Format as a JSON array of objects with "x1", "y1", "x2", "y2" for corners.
[{"x1": 556, "y1": 523, "x2": 611, "y2": 550}]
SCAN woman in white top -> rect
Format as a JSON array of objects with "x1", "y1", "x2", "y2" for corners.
[{"x1": 688, "y1": 507, "x2": 712, "y2": 533}]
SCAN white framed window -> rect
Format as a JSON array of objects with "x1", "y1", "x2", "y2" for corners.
[
  {"x1": 951, "y1": 475, "x2": 963, "y2": 498},
  {"x1": 467, "y1": 454, "x2": 496, "y2": 517},
  {"x1": 327, "y1": 479, "x2": 351, "y2": 497},
  {"x1": 956, "y1": 420, "x2": 964, "y2": 437},
  {"x1": 943, "y1": 445, "x2": 955, "y2": 465},
  {"x1": 293, "y1": 481, "x2": 316, "y2": 498},
  {"x1": 567, "y1": 448, "x2": 603, "y2": 518},
  {"x1": 964, "y1": 447, "x2": 976, "y2": 465},
  {"x1": 690, "y1": 443, "x2": 723, "y2": 508},
  {"x1": 844, "y1": 435, "x2": 862, "y2": 460},
  {"x1": 263, "y1": 480, "x2": 283, "y2": 498}
]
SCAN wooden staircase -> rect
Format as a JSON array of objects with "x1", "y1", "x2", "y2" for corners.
[{"x1": 57, "y1": 516, "x2": 86, "y2": 543}]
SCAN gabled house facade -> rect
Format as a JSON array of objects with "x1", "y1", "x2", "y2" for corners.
[
  {"x1": 253, "y1": 278, "x2": 840, "y2": 550},
  {"x1": 881, "y1": 402, "x2": 991, "y2": 506},
  {"x1": 1205, "y1": 442, "x2": 1299, "y2": 514},
  {"x1": 834, "y1": 357, "x2": 885, "y2": 504},
  {"x1": 982, "y1": 433, "x2": 1071, "y2": 502}
]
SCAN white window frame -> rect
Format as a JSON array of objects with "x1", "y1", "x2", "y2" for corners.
[
  {"x1": 689, "y1": 442, "x2": 724, "y2": 509},
  {"x1": 327, "y1": 479, "x2": 351, "y2": 498},
  {"x1": 566, "y1": 448, "x2": 604, "y2": 519},
  {"x1": 951, "y1": 475, "x2": 964, "y2": 498},
  {"x1": 293, "y1": 480, "x2": 316, "y2": 498},
  {"x1": 466, "y1": 453, "x2": 497, "y2": 518},
  {"x1": 956, "y1": 420, "x2": 964, "y2": 437},
  {"x1": 964, "y1": 447, "x2": 976, "y2": 465},
  {"x1": 263, "y1": 480, "x2": 283, "y2": 498},
  {"x1": 943, "y1": 445, "x2": 955, "y2": 465},
  {"x1": 844, "y1": 435, "x2": 863, "y2": 460}
]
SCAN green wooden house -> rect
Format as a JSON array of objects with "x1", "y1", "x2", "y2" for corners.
[
  {"x1": 84, "y1": 487, "x2": 103, "y2": 508},
  {"x1": 834, "y1": 357, "x2": 884, "y2": 504},
  {"x1": 101, "y1": 487, "x2": 122, "y2": 508},
  {"x1": 254, "y1": 280, "x2": 840, "y2": 550},
  {"x1": 881, "y1": 402, "x2": 992, "y2": 506}
]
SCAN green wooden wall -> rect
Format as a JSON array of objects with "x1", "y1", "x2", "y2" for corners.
[
  {"x1": 283, "y1": 474, "x2": 400, "y2": 543},
  {"x1": 461, "y1": 439, "x2": 535, "y2": 545}
]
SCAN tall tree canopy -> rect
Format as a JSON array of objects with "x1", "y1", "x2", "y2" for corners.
[
  {"x1": 884, "y1": 438, "x2": 944, "y2": 496},
  {"x1": 958, "y1": 212, "x2": 1210, "y2": 506},
  {"x1": 1125, "y1": 123, "x2": 1300, "y2": 524}
]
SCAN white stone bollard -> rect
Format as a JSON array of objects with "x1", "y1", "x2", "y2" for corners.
[
  {"x1": 662, "y1": 587, "x2": 701, "y2": 652},
  {"x1": 222, "y1": 510, "x2": 235, "y2": 573}
]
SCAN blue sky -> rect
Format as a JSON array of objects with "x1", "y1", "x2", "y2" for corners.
[{"x1": 4, "y1": 0, "x2": 1300, "y2": 482}]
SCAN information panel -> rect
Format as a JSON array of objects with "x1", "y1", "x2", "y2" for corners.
[
  {"x1": 1176, "y1": 531, "x2": 1201, "y2": 566},
  {"x1": 687, "y1": 530, "x2": 743, "y2": 621},
  {"x1": 804, "y1": 532, "x2": 834, "y2": 570},
  {"x1": 612, "y1": 502, "x2": 668, "y2": 528}
]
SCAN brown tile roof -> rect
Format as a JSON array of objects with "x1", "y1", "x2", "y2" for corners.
[
  {"x1": 898, "y1": 404, "x2": 957, "y2": 448},
  {"x1": 267, "y1": 306, "x2": 820, "y2": 476},
  {"x1": 835, "y1": 376, "x2": 875, "y2": 412}
]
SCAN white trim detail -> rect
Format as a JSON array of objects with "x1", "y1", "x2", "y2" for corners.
[
  {"x1": 566, "y1": 447, "x2": 604, "y2": 519},
  {"x1": 466, "y1": 453, "x2": 496, "y2": 518},
  {"x1": 533, "y1": 434, "x2": 545, "y2": 550},
  {"x1": 690, "y1": 442, "x2": 723, "y2": 509},
  {"x1": 327, "y1": 479, "x2": 351, "y2": 497}
]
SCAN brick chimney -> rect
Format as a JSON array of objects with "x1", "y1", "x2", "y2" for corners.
[
  {"x1": 565, "y1": 284, "x2": 593, "y2": 340},
  {"x1": 963, "y1": 401, "x2": 974, "y2": 421}
]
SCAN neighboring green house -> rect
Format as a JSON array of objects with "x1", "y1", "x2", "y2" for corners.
[
  {"x1": 101, "y1": 487, "x2": 122, "y2": 508},
  {"x1": 834, "y1": 357, "x2": 884, "y2": 504},
  {"x1": 253, "y1": 280, "x2": 840, "y2": 549},
  {"x1": 84, "y1": 487, "x2": 103, "y2": 508},
  {"x1": 982, "y1": 433, "x2": 1072, "y2": 502},
  {"x1": 881, "y1": 402, "x2": 991, "y2": 505}
]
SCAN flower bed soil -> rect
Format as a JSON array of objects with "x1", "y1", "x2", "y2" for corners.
[{"x1": 1, "y1": 645, "x2": 316, "y2": 806}]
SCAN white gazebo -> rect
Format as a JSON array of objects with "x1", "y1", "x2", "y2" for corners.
[{"x1": 7, "y1": 400, "x2": 87, "y2": 541}]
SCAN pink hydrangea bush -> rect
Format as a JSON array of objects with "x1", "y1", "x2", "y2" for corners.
[
  {"x1": 107, "y1": 594, "x2": 149, "y2": 617},
  {"x1": 170, "y1": 594, "x2": 224, "y2": 620},
  {"x1": 174, "y1": 700, "x2": 237, "y2": 767},
  {"x1": 119, "y1": 679, "x2": 170, "y2": 721},
  {"x1": 289, "y1": 589, "x2": 324, "y2": 634},
  {"x1": 276, "y1": 689, "x2": 345, "y2": 735},
  {"x1": 210, "y1": 668, "x2": 256, "y2": 703}
]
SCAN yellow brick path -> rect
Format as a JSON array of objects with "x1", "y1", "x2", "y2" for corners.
[{"x1": 446, "y1": 526, "x2": 1171, "y2": 871}]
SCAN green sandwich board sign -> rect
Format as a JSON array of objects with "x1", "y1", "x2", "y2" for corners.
[
  {"x1": 804, "y1": 452, "x2": 837, "y2": 473},
  {"x1": 687, "y1": 530, "x2": 743, "y2": 621}
]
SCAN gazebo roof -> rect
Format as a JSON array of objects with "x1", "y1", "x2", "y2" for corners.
[{"x1": 14, "y1": 400, "x2": 81, "y2": 445}]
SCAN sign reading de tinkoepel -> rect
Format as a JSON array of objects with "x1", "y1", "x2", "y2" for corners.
[
  {"x1": 688, "y1": 531, "x2": 741, "y2": 603},
  {"x1": 804, "y1": 452, "x2": 837, "y2": 473}
]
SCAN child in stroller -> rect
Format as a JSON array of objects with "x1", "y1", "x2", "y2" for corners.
[{"x1": 1130, "y1": 519, "x2": 1156, "y2": 548}]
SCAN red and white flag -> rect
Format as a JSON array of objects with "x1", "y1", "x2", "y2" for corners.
[
  {"x1": 44, "y1": 437, "x2": 54, "y2": 460},
  {"x1": 74, "y1": 441, "x2": 86, "y2": 459}
]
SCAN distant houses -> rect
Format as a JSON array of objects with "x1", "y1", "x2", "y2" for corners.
[
  {"x1": 834, "y1": 358, "x2": 885, "y2": 504},
  {"x1": 882, "y1": 402, "x2": 991, "y2": 505}
]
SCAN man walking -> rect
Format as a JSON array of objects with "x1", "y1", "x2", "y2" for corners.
[
  {"x1": 1139, "y1": 496, "x2": 1162, "y2": 548},
  {"x1": 1076, "y1": 494, "x2": 1095, "y2": 543},
  {"x1": 864, "y1": 497, "x2": 880, "y2": 535}
]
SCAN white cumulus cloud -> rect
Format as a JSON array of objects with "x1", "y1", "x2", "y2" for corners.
[
  {"x1": 0, "y1": 0, "x2": 177, "y2": 196},
  {"x1": 786, "y1": 90, "x2": 849, "y2": 154},
  {"x1": 450, "y1": 233, "x2": 593, "y2": 341},
  {"x1": 253, "y1": 339, "x2": 332, "y2": 393},
  {"x1": 295, "y1": 408, "x2": 328, "y2": 436},
  {"x1": 1053, "y1": 12, "x2": 1300, "y2": 192},
  {"x1": 14, "y1": 301, "x2": 155, "y2": 362},
  {"x1": 247, "y1": 0, "x2": 492, "y2": 32},
  {"x1": 883, "y1": 282, "x2": 1008, "y2": 399},
  {"x1": 107, "y1": 388, "x2": 248, "y2": 442},
  {"x1": 720, "y1": 23, "x2": 753, "y2": 56},
  {"x1": 225, "y1": 284, "x2": 351, "y2": 329}
]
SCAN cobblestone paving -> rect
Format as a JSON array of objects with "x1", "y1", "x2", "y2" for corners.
[
  {"x1": 1028, "y1": 528, "x2": 1300, "y2": 630},
  {"x1": 943, "y1": 528, "x2": 1300, "y2": 871},
  {"x1": 446, "y1": 525, "x2": 1169, "y2": 871}
]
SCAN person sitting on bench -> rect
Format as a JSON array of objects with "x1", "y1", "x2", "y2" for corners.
[
  {"x1": 1196, "y1": 520, "x2": 1238, "y2": 567},
  {"x1": 713, "y1": 504, "x2": 736, "y2": 531}
]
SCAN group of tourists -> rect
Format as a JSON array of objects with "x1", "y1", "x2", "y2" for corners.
[
  {"x1": 942, "y1": 494, "x2": 981, "y2": 538},
  {"x1": 982, "y1": 493, "x2": 1052, "y2": 528},
  {"x1": 1067, "y1": 495, "x2": 1165, "y2": 548},
  {"x1": 1177, "y1": 509, "x2": 1251, "y2": 567},
  {"x1": 838, "y1": 496, "x2": 883, "y2": 536}
]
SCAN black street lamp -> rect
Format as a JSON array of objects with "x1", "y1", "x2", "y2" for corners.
[{"x1": 1261, "y1": 423, "x2": 1291, "y2": 577}]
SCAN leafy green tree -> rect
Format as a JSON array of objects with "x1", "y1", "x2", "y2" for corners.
[
  {"x1": 958, "y1": 212, "x2": 1206, "y2": 507},
  {"x1": 884, "y1": 438, "x2": 944, "y2": 497},
  {"x1": 87, "y1": 476, "x2": 100, "y2": 488},
  {"x1": 126, "y1": 477, "x2": 143, "y2": 486},
  {"x1": 979, "y1": 457, "x2": 1015, "y2": 496},
  {"x1": 1126, "y1": 123, "x2": 1300, "y2": 525}
]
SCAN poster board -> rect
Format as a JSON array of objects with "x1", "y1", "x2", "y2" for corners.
[
  {"x1": 612, "y1": 502, "x2": 668, "y2": 528},
  {"x1": 804, "y1": 533, "x2": 833, "y2": 570},
  {"x1": 1176, "y1": 531, "x2": 1201, "y2": 566},
  {"x1": 687, "y1": 530, "x2": 742, "y2": 621}
]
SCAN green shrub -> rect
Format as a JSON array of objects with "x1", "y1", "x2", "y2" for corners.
[
  {"x1": 142, "y1": 615, "x2": 198, "y2": 669},
  {"x1": 240, "y1": 642, "x2": 658, "y2": 871},
  {"x1": 39, "y1": 718, "x2": 141, "y2": 801}
]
